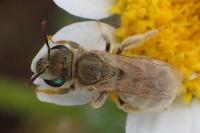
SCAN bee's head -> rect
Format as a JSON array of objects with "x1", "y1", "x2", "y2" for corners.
[
  {"x1": 30, "y1": 21, "x2": 73, "y2": 87},
  {"x1": 35, "y1": 45, "x2": 73, "y2": 86}
]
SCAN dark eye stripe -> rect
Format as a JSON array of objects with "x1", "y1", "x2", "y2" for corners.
[
  {"x1": 44, "y1": 78, "x2": 65, "y2": 87},
  {"x1": 51, "y1": 45, "x2": 68, "y2": 50}
]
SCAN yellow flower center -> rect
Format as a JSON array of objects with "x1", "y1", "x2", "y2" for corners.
[{"x1": 112, "y1": 0, "x2": 200, "y2": 104}]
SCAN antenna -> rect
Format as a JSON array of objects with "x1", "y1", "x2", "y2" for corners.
[
  {"x1": 41, "y1": 21, "x2": 51, "y2": 61},
  {"x1": 28, "y1": 21, "x2": 51, "y2": 86}
]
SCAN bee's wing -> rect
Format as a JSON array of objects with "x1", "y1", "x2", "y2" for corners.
[{"x1": 92, "y1": 51, "x2": 182, "y2": 100}]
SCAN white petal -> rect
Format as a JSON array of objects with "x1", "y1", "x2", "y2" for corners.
[
  {"x1": 33, "y1": 77, "x2": 44, "y2": 85},
  {"x1": 126, "y1": 98, "x2": 191, "y2": 133},
  {"x1": 53, "y1": 0, "x2": 115, "y2": 19},
  {"x1": 52, "y1": 21, "x2": 118, "y2": 51},
  {"x1": 190, "y1": 99, "x2": 200, "y2": 133},
  {"x1": 36, "y1": 89, "x2": 96, "y2": 106},
  {"x1": 31, "y1": 21, "x2": 118, "y2": 105}
]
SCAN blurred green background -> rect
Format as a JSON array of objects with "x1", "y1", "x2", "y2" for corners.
[{"x1": 0, "y1": 0, "x2": 126, "y2": 133}]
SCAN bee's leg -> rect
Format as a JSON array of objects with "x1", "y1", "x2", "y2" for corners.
[
  {"x1": 91, "y1": 92, "x2": 108, "y2": 109},
  {"x1": 96, "y1": 21, "x2": 111, "y2": 52},
  {"x1": 101, "y1": 33, "x2": 111, "y2": 52},
  {"x1": 115, "y1": 97, "x2": 141, "y2": 112},
  {"x1": 35, "y1": 83, "x2": 77, "y2": 95},
  {"x1": 36, "y1": 87, "x2": 74, "y2": 95},
  {"x1": 114, "y1": 96, "x2": 126, "y2": 110},
  {"x1": 116, "y1": 28, "x2": 162, "y2": 54}
]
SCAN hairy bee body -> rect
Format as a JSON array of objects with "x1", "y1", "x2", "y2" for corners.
[
  {"x1": 32, "y1": 24, "x2": 182, "y2": 112},
  {"x1": 73, "y1": 51, "x2": 182, "y2": 112},
  {"x1": 32, "y1": 22, "x2": 182, "y2": 112},
  {"x1": 34, "y1": 44, "x2": 182, "y2": 112}
]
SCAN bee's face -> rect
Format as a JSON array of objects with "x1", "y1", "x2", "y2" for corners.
[{"x1": 35, "y1": 45, "x2": 73, "y2": 87}]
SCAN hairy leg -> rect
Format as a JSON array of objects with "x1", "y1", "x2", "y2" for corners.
[
  {"x1": 91, "y1": 92, "x2": 108, "y2": 109},
  {"x1": 116, "y1": 28, "x2": 163, "y2": 54},
  {"x1": 96, "y1": 22, "x2": 111, "y2": 52}
]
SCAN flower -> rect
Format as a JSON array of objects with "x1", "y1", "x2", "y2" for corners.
[
  {"x1": 53, "y1": 0, "x2": 116, "y2": 19},
  {"x1": 31, "y1": 0, "x2": 200, "y2": 133},
  {"x1": 112, "y1": 0, "x2": 200, "y2": 105}
]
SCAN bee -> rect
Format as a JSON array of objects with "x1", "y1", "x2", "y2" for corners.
[{"x1": 31, "y1": 21, "x2": 182, "y2": 112}]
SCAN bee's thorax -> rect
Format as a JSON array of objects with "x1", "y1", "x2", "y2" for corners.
[{"x1": 76, "y1": 53, "x2": 122, "y2": 85}]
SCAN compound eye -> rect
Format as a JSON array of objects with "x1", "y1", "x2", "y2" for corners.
[{"x1": 44, "y1": 78, "x2": 65, "y2": 87}]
